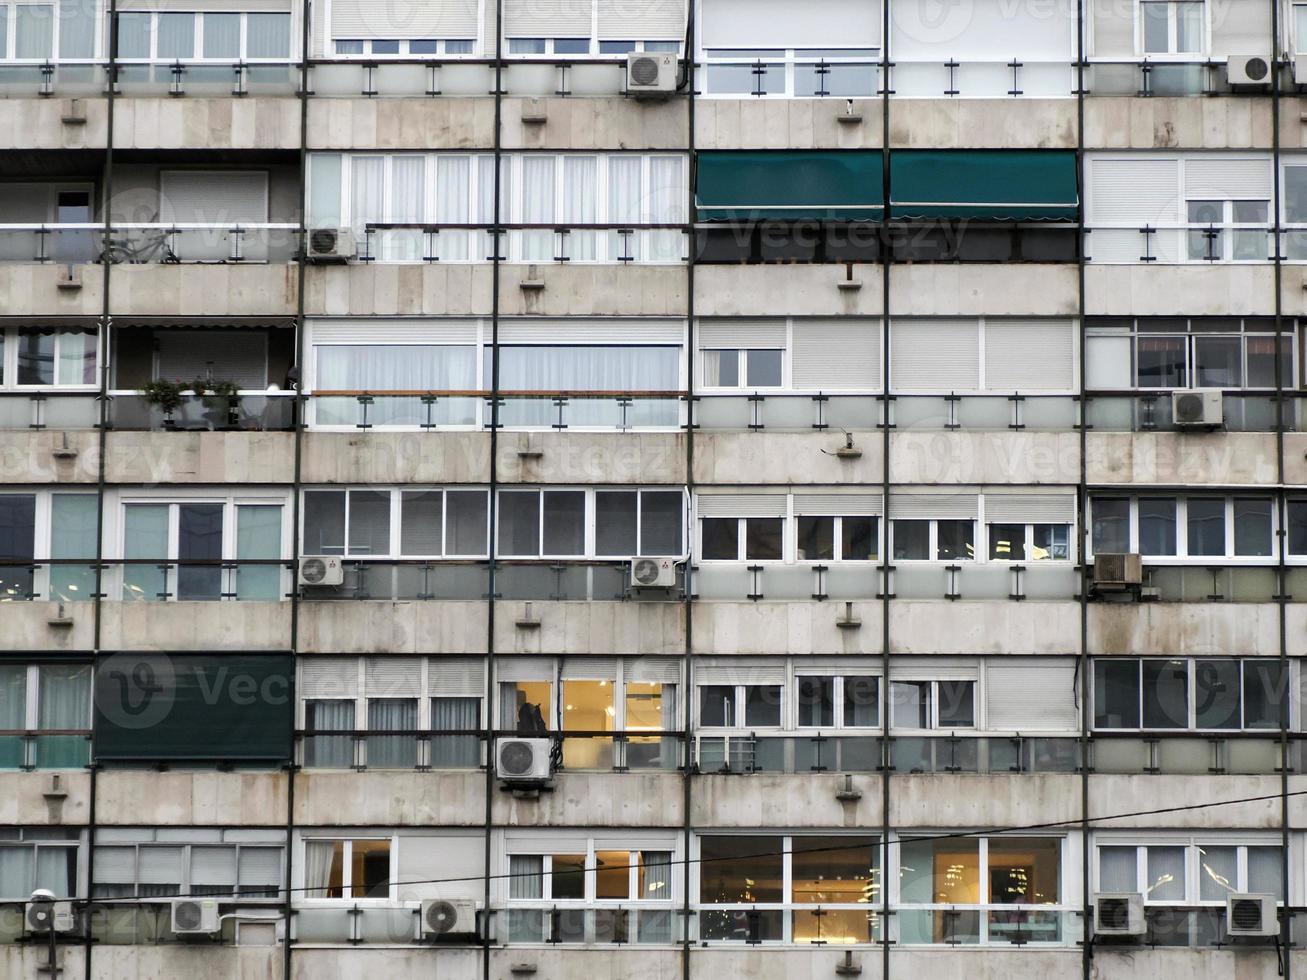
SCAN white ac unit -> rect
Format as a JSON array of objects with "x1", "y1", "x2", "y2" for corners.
[
  {"x1": 306, "y1": 227, "x2": 355, "y2": 263},
  {"x1": 626, "y1": 52, "x2": 678, "y2": 98},
  {"x1": 1092, "y1": 553, "x2": 1143, "y2": 590},
  {"x1": 25, "y1": 894, "x2": 76, "y2": 934},
  {"x1": 298, "y1": 556, "x2": 344, "y2": 587},
  {"x1": 171, "y1": 897, "x2": 220, "y2": 934},
  {"x1": 420, "y1": 898, "x2": 479, "y2": 939},
  {"x1": 1226, "y1": 54, "x2": 1272, "y2": 86},
  {"x1": 496, "y1": 737, "x2": 552, "y2": 782},
  {"x1": 630, "y1": 557, "x2": 676, "y2": 589},
  {"x1": 1226, "y1": 894, "x2": 1279, "y2": 937},
  {"x1": 1171, "y1": 389, "x2": 1223, "y2": 428},
  {"x1": 1093, "y1": 892, "x2": 1146, "y2": 936}
]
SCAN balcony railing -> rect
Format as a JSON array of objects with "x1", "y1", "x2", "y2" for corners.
[
  {"x1": 0, "y1": 391, "x2": 99, "y2": 429},
  {"x1": 0, "y1": 223, "x2": 104, "y2": 263},
  {"x1": 1085, "y1": 60, "x2": 1244, "y2": 98},
  {"x1": 356, "y1": 223, "x2": 688, "y2": 264},
  {"x1": 1085, "y1": 224, "x2": 1271, "y2": 264},
  {"x1": 308, "y1": 56, "x2": 656, "y2": 99},
  {"x1": 1089, "y1": 734, "x2": 1296, "y2": 775},
  {"x1": 504, "y1": 906, "x2": 679, "y2": 945},
  {"x1": 113, "y1": 60, "x2": 299, "y2": 97},
  {"x1": 692, "y1": 393, "x2": 1080, "y2": 432},
  {"x1": 107, "y1": 391, "x2": 296, "y2": 432},
  {"x1": 0, "y1": 731, "x2": 91, "y2": 770},
  {"x1": 309, "y1": 391, "x2": 684, "y2": 430},
  {"x1": 693, "y1": 734, "x2": 1080, "y2": 774},
  {"x1": 0, "y1": 559, "x2": 290, "y2": 603},
  {"x1": 106, "y1": 224, "x2": 299, "y2": 263},
  {"x1": 0, "y1": 61, "x2": 105, "y2": 97},
  {"x1": 693, "y1": 563, "x2": 1078, "y2": 602},
  {"x1": 889, "y1": 60, "x2": 1075, "y2": 98},
  {"x1": 1084, "y1": 391, "x2": 1283, "y2": 432}
]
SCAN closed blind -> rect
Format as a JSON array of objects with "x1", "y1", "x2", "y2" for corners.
[
  {"x1": 792, "y1": 493, "x2": 883, "y2": 516},
  {"x1": 309, "y1": 319, "x2": 478, "y2": 344},
  {"x1": 695, "y1": 663, "x2": 785, "y2": 685},
  {"x1": 888, "y1": 494, "x2": 978, "y2": 520},
  {"x1": 984, "y1": 493, "x2": 1076, "y2": 525},
  {"x1": 237, "y1": 847, "x2": 284, "y2": 890},
  {"x1": 498, "y1": 319, "x2": 683, "y2": 344},
  {"x1": 92, "y1": 847, "x2": 136, "y2": 884},
  {"x1": 160, "y1": 170, "x2": 268, "y2": 224},
  {"x1": 700, "y1": 0, "x2": 878, "y2": 47},
  {"x1": 697, "y1": 320, "x2": 786, "y2": 348},
  {"x1": 890, "y1": 319, "x2": 979, "y2": 391},
  {"x1": 627, "y1": 657, "x2": 681, "y2": 683},
  {"x1": 791, "y1": 319, "x2": 880, "y2": 390},
  {"x1": 1086, "y1": 157, "x2": 1181, "y2": 224},
  {"x1": 561, "y1": 658, "x2": 619, "y2": 680},
  {"x1": 496, "y1": 658, "x2": 554, "y2": 682},
  {"x1": 191, "y1": 846, "x2": 238, "y2": 887},
  {"x1": 597, "y1": 0, "x2": 684, "y2": 39},
  {"x1": 1183, "y1": 157, "x2": 1272, "y2": 200},
  {"x1": 985, "y1": 660, "x2": 1078, "y2": 731},
  {"x1": 428, "y1": 657, "x2": 485, "y2": 696},
  {"x1": 503, "y1": 0, "x2": 592, "y2": 35},
  {"x1": 983, "y1": 319, "x2": 1075, "y2": 392},
  {"x1": 696, "y1": 494, "x2": 787, "y2": 518},
  {"x1": 364, "y1": 658, "x2": 422, "y2": 698},
  {"x1": 330, "y1": 0, "x2": 479, "y2": 39},
  {"x1": 155, "y1": 331, "x2": 268, "y2": 390},
  {"x1": 301, "y1": 658, "x2": 359, "y2": 698},
  {"x1": 137, "y1": 847, "x2": 184, "y2": 885}
]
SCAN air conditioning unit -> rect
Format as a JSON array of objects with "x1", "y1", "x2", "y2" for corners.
[
  {"x1": 1226, "y1": 894, "x2": 1279, "y2": 937},
  {"x1": 496, "y1": 737, "x2": 552, "y2": 782},
  {"x1": 1227, "y1": 54, "x2": 1272, "y2": 86},
  {"x1": 1092, "y1": 553, "x2": 1143, "y2": 590},
  {"x1": 420, "y1": 898, "x2": 479, "y2": 940},
  {"x1": 626, "y1": 52, "x2": 678, "y2": 98},
  {"x1": 25, "y1": 893, "x2": 76, "y2": 934},
  {"x1": 630, "y1": 557, "x2": 676, "y2": 589},
  {"x1": 298, "y1": 556, "x2": 344, "y2": 587},
  {"x1": 1171, "y1": 389, "x2": 1224, "y2": 429},
  {"x1": 306, "y1": 227, "x2": 355, "y2": 263},
  {"x1": 1093, "y1": 892, "x2": 1146, "y2": 936},
  {"x1": 171, "y1": 897, "x2": 220, "y2": 934}
]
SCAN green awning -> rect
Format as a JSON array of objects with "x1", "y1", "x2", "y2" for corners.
[
  {"x1": 889, "y1": 150, "x2": 1079, "y2": 221},
  {"x1": 696, "y1": 151, "x2": 884, "y2": 221}
]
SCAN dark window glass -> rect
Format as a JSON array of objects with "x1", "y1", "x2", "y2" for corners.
[
  {"x1": 347, "y1": 490, "x2": 391, "y2": 557},
  {"x1": 797, "y1": 516, "x2": 834, "y2": 561},
  {"x1": 1186, "y1": 498, "x2": 1225, "y2": 556},
  {"x1": 1092, "y1": 498, "x2": 1131, "y2": 553},
  {"x1": 743, "y1": 685, "x2": 781, "y2": 726},
  {"x1": 697, "y1": 836, "x2": 784, "y2": 903},
  {"x1": 1094, "y1": 660, "x2": 1140, "y2": 729},
  {"x1": 409, "y1": 39, "x2": 439, "y2": 54},
  {"x1": 989, "y1": 523, "x2": 1025, "y2": 561},
  {"x1": 1142, "y1": 659, "x2": 1188, "y2": 729},
  {"x1": 699, "y1": 686, "x2": 733, "y2": 727},
  {"x1": 641, "y1": 491, "x2": 683, "y2": 555},
  {"x1": 1233, "y1": 497, "x2": 1272, "y2": 557},
  {"x1": 551, "y1": 854, "x2": 586, "y2": 898},
  {"x1": 1193, "y1": 336, "x2": 1242, "y2": 387},
  {"x1": 1193, "y1": 660, "x2": 1240, "y2": 730},
  {"x1": 1289, "y1": 501, "x2": 1307, "y2": 554},
  {"x1": 843, "y1": 676, "x2": 879, "y2": 727},
  {"x1": 842, "y1": 516, "x2": 875, "y2": 560},
  {"x1": 744, "y1": 518, "x2": 783, "y2": 560},
  {"x1": 1139, "y1": 498, "x2": 1177, "y2": 555},
  {"x1": 17, "y1": 330, "x2": 55, "y2": 385},
  {"x1": 177, "y1": 502, "x2": 223, "y2": 601},
  {"x1": 797, "y1": 676, "x2": 834, "y2": 727},
  {"x1": 553, "y1": 38, "x2": 590, "y2": 54},
  {"x1": 542, "y1": 490, "x2": 585, "y2": 556},
  {"x1": 371, "y1": 39, "x2": 400, "y2": 54},
  {"x1": 701, "y1": 518, "x2": 739, "y2": 560},
  {"x1": 1246, "y1": 334, "x2": 1290, "y2": 388},
  {"x1": 498, "y1": 490, "x2": 540, "y2": 557},
  {"x1": 937, "y1": 681, "x2": 975, "y2": 727},
  {"x1": 892, "y1": 520, "x2": 929, "y2": 560},
  {"x1": 746, "y1": 349, "x2": 783, "y2": 387},
  {"x1": 595, "y1": 491, "x2": 637, "y2": 556},
  {"x1": 0, "y1": 494, "x2": 36, "y2": 560},
  {"x1": 936, "y1": 520, "x2": 973, "y2": 561},
  {"x1": 1137, "y1": 336, "x2": 1186, "y2": 387},
  {"x1": 1243, "y1": 661, "x2": 1285, "y2": 730}
]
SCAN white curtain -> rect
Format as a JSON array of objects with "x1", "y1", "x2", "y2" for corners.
[
  {"x1": 1096, "y1": 846, "x2": 1137, "y2": 892},
  {"x1": 647, "y1": 156, "x2": 686, "y2": 262},
  {"x1": 316, "y1": 343, "x2": 476, "y2": 427},
  {"x1": 38, "y1": 665, "x2": 89, "y2": 729},
  {"x1": 1247, "y1": 846, "x2": 1283, "y2": 898},
  {"x1": 640, "y1": 851, "x2": 672, "y2": 899},
  {"x1": 246, "y1": 13, "x2": 291, "y2": 59},
  {"x1": 350, "y1": 157, "x2": 384, "y2": 257},
  {"x1": 0, "y1": 847, "x2": 33, "y2": 899},
  {"x1": 236, "y1": 504, "x2": 282, "y2": 601},
  {"x1": 202, "y1": 12, "x2": 241, "y2": 59},
  {"x1": 35, "y1": 847, "x2": 74, "y2": 897},
  {"x1": 122, "y1": 504, "x2": 168, "y2": 602},
  {"x1": 157, "y1": 13, "x2": 194, "y2": 59},
  {"x1": 58, "y1": 0, "x2": 97, "y2": 59},
  {"x1": 509, "y1": 855, "x2": 544, "y2": 899},
  {"x1": 303, "y1": 841, "x2": 339, "y2": 897},
  {"x1": 520, "y1": 157, "x2": 556, "y2": 262},
  {"x1": 15, "y1": 6, "x2": 53, "y2": 59},
  {"x1": 430, "y1": 696, "x2": 479, "y2": 768},
  {"x1": 386, "y1": 156, "x2": 426, "y2": 262},
  {"x1": 308, "y1": 154, "x2": 343, "y2": 228},
  {"x1": 437, "y1": 156, "x2": 471, "y2": 261},
  {"x1": 305, "y1": 699, "x2": 354, "y2": 768},
  {"x1": 366, "y1": 698, "x2": 417, "y2": 768},
  {"x1": 563, "y1": 156, "x2": 598, "y2": 261},
  {"x1": 0, "y1": 665, "x2": 24, "y2": 728},
  {"x1": 608, "y1": 156, "x2": 642, "y2": 261},
  {"x1": 496, "y1": 345, "x2": 680, "y2": 391}
]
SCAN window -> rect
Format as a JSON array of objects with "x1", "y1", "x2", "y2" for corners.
[
  {"x1": 0, "y1": 828, "x2": 80, "y2": 899},
  {"x1": 1093, "y1": 658, "x2": 1285, "y2": 731},
  {"x1": 505, "y1": 836, "x2": 677, "y2": 944},
  {"x1": 303, "y1": 838, "x2": 392, "y2": 900},
  {"x1": 334, "y1": 38, "x2": 474, "y2": 56},
  {"x1": 120, "y1": 497, "x2": 286, "y2": 601},
  {"x1": 1185, "y1": 200, "x2": 1269, "y2": 262},
  {"x1": 1140, "y1": 0, "x2": 1203, "y2": 54},
  {"x1": 11, "y1": 326, "x2": 97, "y2": 387},
  {"x1": 114, "y1": 10, "x2": 290, "y2": 61},
  {"x1": 898, "y1": 836, "x2": 1063, "y2": 945},
  {"x1": 312, "y1": 343, "x2": 478, "y2": 428},
  {"x1": 93, "y1": 830, "x2": 284, "y2": 900},
  {"x1": 987, "y1": 523, "x2": 1070, "y2": 561},
  {"x1": 1085, "y1": 318, "x2": 1291, "y2": 392},
  {"x1": 700, "y1": 516, "x2": 783, "y2": 560},
  {"x1": 302, "y1": 488, "x2": 489, "y2": 559},
  {"x1": 594, "y1": 490, "x2": 684, "y2": 557},
  {"x1": 702, "y1": 348, "x2": 784, "y2": 388},
  {"x1": 795, "y1": 675, "x2": 879, "y2": 728},
  {"x1": 697, "y1": 835, "x2": 880, "y2": 944},
  {"x1": 890, "y1": 679, "x2": 976, "y2": 730},
  {"x1": 796, "y1": 515, "x2": 878, "y2": 561},
  {"x1": 0, "y1": 491, "x2": 97, "y2": 603},
  {"x1": 698, "y1": 683, "x2": 782, "y2": 728},
  {"x1": 1089, "y1": 496, "x2": 1276, "y2": 559},
  {"x1": 891, "y1": 519, "x2": 975, "y2": 561}
]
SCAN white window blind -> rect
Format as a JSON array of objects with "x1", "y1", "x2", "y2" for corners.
[
  {"x1": 330, "y1": 0, "x2": 479, "y2": 39},
  {"x1": 191, "y1": 847, "x2": 238, "y2": 887},
  {"x1": 984, "y1": 493, "x2": 1076, "y2": 525},
  {"x1": 985, "y1": 660, "x2": 1078, "y2": 731},
  {"x1": 561, "y1": 658, "x2": 619, "y2": 680},
  {"x1": 982, "y1": 319, "x2": 1075, "y2": 392},
  {"x1": 888, "y1": 663, "x2": 977, "y2": 682},
  {"x1": 888, "y1": 494, "x2": 978, "y2": 520},
  {"x1": 138, "y1": 847, "x2": 184, "y2": 885},
  {"x1": 428, "y1": 658, "x2": 485, "y2": 696},
  {"x1": 695, "y1": 663, "x2": 785, "y2": 685},
  {"x1": 893, "y1": 0, "x2": 1074, "y2": 60},
  {"x1": 1085, "y1": 157, "x2": 1181, "y2": 224},
  {"x1": 1183, "y1": 157, "x2": 1272, "y2": 200},
  {"x1": 697, "y1": 320, "x2": 787, "y2": 349},
  {"x1": 309, "y1": 319, "x2": 479, "y2": 345},
  {"x1": 1085, "y1": 331, "x2": 1132, "y2": 389},
  {"x1": 92, "y1": 847, "x2": 135, "y2": 884},
  {"x1": 301, "y1": 659, "x2": 359, "y2": 698},
  {"x1": 792, "y1": 494, "x2": 883, "y2": 516},
  {"x1": 238, "y1": 847, "x2": 283, "y2": 890},
  {"x1": 364, "y1": 658, "x2": 422, "y2": 698},
  {"x1": 700, "y1": 0, "x2": 879, "y2": 48},
  {"x1": 159, "y1": 171, "x2": 268, "y2": 224},
  {"x1": 627, "y1": 657, "x2": 681, "y2": 683},
  {"x1": 791, "y1": 319, "x2": 881, "y2": 391},
  {"x1": 890, "y1": 319, "x2": 980, "y2": 392},
  {"x1": 597, "y1": 0, "x2": 684, "y2": 39},
  {"x1": 696, "y1": 494, "x2": 787, "y2": 518},
  {"x1": 154, "y1": 332, "x2": 268, "y2": 390},
  {"x1": 497, "y1": 658, "x2": 554, "y2": 682},
  {"x1": 498, "y1": 319, "x2": 683, "y2": 344},
  {"x1": 503, "y1": 0, "x2": 592, "y2": 36}
]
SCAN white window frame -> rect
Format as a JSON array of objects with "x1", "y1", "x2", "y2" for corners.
[
  {"x1": 0, "y1": 489, "x2": 99, "y2": 601},
  {"x1": 1137, "y1": 0, "x2": 1208, "y2": 58},
  {"x1": 984, "y1": 521, "x2": 1073, "y2": 562},
  {"x1": 1087, "y1": 495, "x2": 1279, "y2": 563},
  {"x1": 1182, "y1": 197, "x2": 1271, "y2": 263},
  {"x1": 93, "y1": 833, "x2": 286, "y2": 902},
  {"x1": 1091, "y1": 316, "x2": 1292, "y2": 391},
  {"x1": 792, "y1": 672, "x2": 882, "y2": 730},
  {"x1": 1090, "y1": 657, "x2": 1291, "y2": 733},
  {"x1": 296, "y1": 836, "x2": 397, "y2": 905},
  {"x1": 495, "y1": 486, "x2": 687, "y2": 560},
  {"x1": 1, "y1": 323, "x2": 99, "y2": 391},
  {"x1": 0, "y1": 661, "x2": 92, "y2": 732},
  {"x1": 888, "y1": 517, "x2": 977, "y2": 563},
  {"x1": 694, "y1": 681, "x2": 784, "y2": 731},
  {"x1": 331, "y1": 37, "x2": 476, "y2": 58},
  {"x1": 698, "y1": 45, "x2": 880, "y2": 99},
  {"x1": 0, "y1": 828, "x2": 83, "y2": 900},
  {"x1": 1093, "y1": 836, "x2": 1284, "y2": 906},
  {"x1": 113, "y1": 9, "x2": 294, "y2": 64},
  {"x1": 888, "y1": 677, "x2": 978, "y2": 731},
  {"x1": 300, "y1": 486, "x2": 492, "y2": 560},
  {"x1": 0, "y1": 1, "x2": 102, "y2": 63},
  {"x1": 698, "y1": 346, "x2": 787, "y2": 391},
  {"x1": 697, "y1": 514, "x2": 787, "y2": 562},
  {"x1": 793, "y1": 513, "x2": 881, "y2": 563},
  {"x1": 496, "y1": 660, "x2": 681, "y2": 732}
]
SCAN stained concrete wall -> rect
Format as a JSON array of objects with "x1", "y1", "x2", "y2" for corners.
[
  {"x1": 1087, "y1": 602, "x2": 1282, "y2": 657},
  {"x1": 890, "y1": 100, "x2": 1076, "y2": 149},
  {"x1": 95, "y1": 772, "x2": 287, "y2": 826},
  {"x1": 99, "y1": 602, "x2": 292, "y2": 652},
  {"x1": 109, "y1": 265, "x2": 299, "y2": 317},
  {"x1": 294, "y1": 771, "x2": 485, "y2": 826},
  {"x1": 0, "y1": 98, "x2": 108, "y2": 149},
  {"x1": 695, "y1": 265, "x2": 884, "y2": 318},
  {"x1": 113, "y1": 98, "x2": 301, "y2": 151},
  {"x1": 1085, "y1": 432, "x2": 1280, "y2": 487},
  {"x1": 0, "y1": 431, "x2": 100, "y2": 483},
  {"x1": 1085, "y1": 265, "x2": 1275, "y2": 316},
  {"x1": 889, "y1": 431, "x2": 1080, "y2": 485},
  {"x1": 695, "y1": 99, "x2": 884, "y2": 150},
  {"x1": 0, "y1": 771, "x2": 91, "y2": 825},
  {"x1": 890, "y1": 265, "x2": 1079, "y2": 317},
  {"x1": 297, "y1": 601, "x2": 489, "y2": 655},
  {"x1": 1084, "y1": 97, "x2": 1273, "y2": 150},
  {"x1": 0, "y1": 263, "x2": 105, "y2": 317},
  {"x1": 0, "y1": 603, "x2": 95, "y2": 651},
  {"x1": 103, "y1": 432, "x2": 297, "y2": 485}
]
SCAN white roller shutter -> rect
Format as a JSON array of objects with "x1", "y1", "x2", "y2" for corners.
[
  {"x1": 364, "y1": 658, "x2": 422, "y2": 698},
  {"x1": 498, "y1": 319, "x2": 684, "y2": 344},
  {"x1": 561, "y1": 657, "x2": 619, "y2": 680},
  {"x1": 330, "y1": 0, "x2": 479, "y2": 39},
  {"x1": 888, "y1": 493, "x2": 978, "y2": 520},
  {"x1": 597, "y1": 0, "x2": 684, "y2": 39},
  {"x1": 137, "y1": 847, "x2": 184, "y2": 885},
  {"x1": 1183, "y1": 157, "x2": 1272, "y2": 200},
  {"x1": 983, "y1": 319, "x2": 1075, "y2": 392},
  {"x1": 695, "y1": 662, "x2": 785, "y2": 685},
  {"x1": 92, "y1": 847, "x2": 136, "y2": 885},
  {"x1": 503, "y1": 0, "x2": 592, "y2": 36},
  {"x1": 700, "y1": 0, "x2": 879, "y2": 48},
  {"x1": 889, "y1": 662, "x2": 977, "y2": 682},
  {"x1": 309, "y1": 319, "x2": 478, "y2": 344},
  {"x1": 496, "y1": 657, "x2": 554, "y2": 682},
  {"x1": 983, "y1": 493, "x2": 1076, "y2": 525},
  {"x1": 160, "y1": 171, "x2": 268, "y2": 224},
  {"x1": 696, "y1": 493, "x2": 787, "y2": 518},
  {"x1": 890, "y1": 319, "x2": 979, "y2": 392},
  {"x1": 791, "y1": 319, "x2": 881, "y2": 391},
  {"x1": 428, "y1": 657, "x2": 485, "y2": 696},
  {"x1": 893, "y1": 0, "x2": 1072, "y2": 60},
  {"x1": 985, "y1": 660, "x2": 1078, "y2": 731},
  {"x1": 793, "y1": 493, "x2": 883, "y2": 516},
  {"x1": 697, "y1": 320, "x2": 787, "y2": 348},
  {"x1": 628, "y1": 657, "x2": 681, "y2": 683},
  {"x1": 238, "y1": 847, "x2": 284, "y2": 892},
  {"x1": 120, "y1": 0, "x2": 289, "y2": 9},
  {"x1": 301, "y1": 658, "x2": 360, "y2": 698},
  {"x1": 1085, "y1": 157, "x2": 1181, "y2": 224},
  {"x1": 155, "y1": 331, "x2": 269, "y2": 390},
  {"x1": 191, "y1": 847, "x2": 238, "y2": 887}
]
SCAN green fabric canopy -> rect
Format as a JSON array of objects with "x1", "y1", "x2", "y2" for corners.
[
  {"x1": 696, "y1": 150, "x2": 884, "y2": 221},
  {"x1": 889, "y1": 150, "x2": 1079, "y2": 221}
]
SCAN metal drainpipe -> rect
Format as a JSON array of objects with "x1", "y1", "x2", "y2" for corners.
[
  {"x1": 879, "y1": 0, "x2": 892, "y2": 971},
  {"x1": 681, "y1": 4, "x2": 697, "y2": 977}
]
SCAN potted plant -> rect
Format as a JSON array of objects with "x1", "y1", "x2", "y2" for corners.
[
  {"x1": 191, "y1": 378, "x2": 241, "y2": 428},
  {"x1": 140, "y1": 378, "x2": 187, "y2": 427}
]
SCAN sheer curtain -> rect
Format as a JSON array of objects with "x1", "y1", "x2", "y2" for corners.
[
  {"x1": 647, "y1": 156, "x2": 686, "y2": 262},
  {"x1": 59, "y1": 0, "x2": 97, "y2": 59},
  {"x1": 430, "y1": 696, "x2": 479, "y2": 768},
  {"x1": 520, "y1": 156, "x2": 555, "y2": 262},
  {"x1": 35, "y1": 846, "x2": 75, "y2": 897},
  {"x1": 305, "y1": 700, "x2": 354, "y2": 768},
  {"x1": 0, "y1": 847, "x2": 33, "y2": 898},
  {"x1": 386, "y1": 156, "x2": 426, "y2": 262},
  {"x1": 15, "y1": 5, "x2": 54, "y2": 59},
  {"x1": 562, "y1": 156, "x2": 597, "y2": 261},
  {"x1": 157, "y1": 13, "x2": 195, "y2": 59},
  {"x1": 202, "y1": 12, "x2": 241, "y2": 59},
  {"x1": 508, "y1": 855, "x2": 544, "y2": 899},
  {"x1": 308, "y1": 154, "x2": 343, "y2": 228},
  {"x1": 607, "y1": 156, "x2": 641, "y2": 261},
  {"x1": 246, "y1": 13, "x2": 291, "y2": 59},
  {"x1": 0, "y1": 665, "x2": 24, "y2": 728},
  {"x1": 436, "y1": 156, "x2": 471, "y2": 261},
  {"x1": 350, "y1": 156, "x2": 384, "y2": 257},
  {"x1": 366, "y1": 698, "x2": 417, "y2": 768},
  {"x1": 497, "y1": 345, "x2": 680, "y2": 391},
  {"x1": 1096, "y1": 847, "x2": 1137, "y2": 892},
  {"x1": 303, "y1": 841, "x2": 340, "y2": 897},
  {"x1": 315, "y1": 344, "x2": 477, "y2": 427}
]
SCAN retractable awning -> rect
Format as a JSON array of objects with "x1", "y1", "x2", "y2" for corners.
[
  {"x1": 889, "y1": 150, "x2": 1079, "y2": 221},
  {"x1": 695, "y1": 151, "x2": 884, "y2": 221}
]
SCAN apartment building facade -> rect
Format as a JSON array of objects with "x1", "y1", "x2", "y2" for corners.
[{"x1": 1, "y1": 0, "x2": 1305, "y2": 977}]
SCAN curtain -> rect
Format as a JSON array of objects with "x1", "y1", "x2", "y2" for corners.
[
  {"x1": 386, "y1": 156, "x2": 426, "y2": 262},
  {"x1": 1097, "y1": 846, "x2": 1137, "y2": 892},
  {"x1": 399, "y1": 491, "x2": 443, "y2": 556},
  {"x1": 509, "y1": 855, "x2": 544, "y2": 899},
  {"x1": 430, "y1": 696, "x2": 479, "y2": 768},
  {"x1": 122, "y1": 504, "x2": 168, "y2": 601},
  {"x1": 304, "y1": 699, "x2": 354, "y2": 768},
  {"x1": 351, "y1": 157, "x2": 385, "y2": 256},
  {"x1": 304, "y1": 841, "x2": 340, "y2": 898},
  {"x1": 436, "y1": 155, "x2": 471, "y2": 261},
  {"x1": 446, "y1": 490, "x2": 488, "y2": 556},
  {"x1": 56, "y1": 328, "x2": 96, "y2": 385},
  {"x1": 316, "y1": 343, "x2": 476, "y2": 427},
  {"x1": 176, "y1": 502, "x2": 223, "y2": 601},
  {"x1": 157, "y1": 13, "x2": 195, "y2": 59},
  {"x1": 497, "y1": 345, "x2": 680, "y2": 391},
  {"x1": 38, "y1": 665, "x2": 89, "y2": 729},
  {"x1": 520, "y1": 156, "x2": 555, "y2": 262},
  {"x1": 563, "y1": 156, "x2": 598, "y2": 261},
  {"x1": 236, "y1": 504, "x2": 282, "y2": 600},
  {"x1": 35, "y1": 847, "x2": 75, "y2": 898},
  {"x1": 647, "y1": 156, "x2": 685, "y2": 261},
  {"x1": 608, "y1": 156, "x2": 641, "y2": 261},
  {"x1": 640, "y1": 851, "x2": 672, "y2": 899},
  {"x1": 0, "y1": 665, "x2": 25, "y2": 728},
  {"x1": 16, "y1": 5, "x2": 54, "y2": 59},
  {"x1": 246, "y1": 13, "x2": 291, "y2": 59},
  {"x1": 308, "y1": 154, "x2": 343, "y2": 229},
  {"x1": 58, "y1": 0, "x2": 96, "y2": 59},
  {"x1": 1197, "y1": 845, "x2": 1237, "y2": 902},
  {"x1": 1247, "y1": 846, "x2": 1283, "y2": 899},
  {"x1": 366, "y1": 698, "x2": 417, "y2": 768},
  {"x1": 0, "y1": 846, "x2": 32, "y2": 899},
  {"x1": 49, "y1": 493, "x2": 96, "y2": 602},
  {"x1": 202, "y1": 12, "x2": 241, "y2": 59},
  {"x1": 137, "y1": 846, "x2": 184, "y2": 897}
]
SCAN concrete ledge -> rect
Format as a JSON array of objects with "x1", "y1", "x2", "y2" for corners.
[
  {"x1": 295, "y1": 770, "x2": 486, "y2": 825},
  {"x1": 689, "y1": 947, "x2": 888, "y2": 979},
  {"x1": 0, "y1": 97, "x2": 108, "y2": 149},
  {"x1": 295, "y1": 948, "x2": 482, "y2": 980},
  {"x1": 303, "y1": 263, "x2": 494, "y2": 316},
  {"x1": 99, "y1": 601, "x2": 292, "y2": 651},
  {"x1": 0, "y1": 771, "x2": 91, "y2": 825},
  {"x1": 1088, "y1": 774, "x2": 1281, "y2": 828},
  {"x1": 96, "y1": 771, "x2": 287, "y2": 825},
  {"x1": 696, "y1": 264, "x2": 884, "y2": 317},
  {"x1": 692, "y1": 772, "x2": 880, "y2": 828},
  {"x1": 1085, "y1": 96, "x2": 1272, "y2": 149},
  {"x1": 694, "y1": 431, "x2": 884, "y2": 486},
  {"x1": 889, "y1": 431, "x2": 1079, "y2": 485},
  {"x1": 1088, "y1": 602, "x2": 1281, "y2": 657},
  {"x1": 92, "y1": 946, "x2": 282, "y2": 979},
  {"x1": 500, "y1": 264, "x2": 688, "y2": 317},
  {"x1": 0, "y1": 263, "x2": 104, "y2": 317},
  {"x1": 1086, "y1": 431, "x2": 1279, "y2": 487},
  {"x1": 890, "y1": 264, "x2": 1078, "y2": 317},
  {"x1": 500, "y1": 96, "x2": 687, "y2": 150},
  {"x1": 695, "y1": 98, "x2": 884, "y2": 150},
  {"x1": 691, "y1": 601, "x2": 884, "y2": 656},
  {"x1": 301, "y1": 431, "x2": 491, "y2": 484},
  {"x1": 109, "y1": 264, "x2": 299, "y2": 317},
  {"x1": 0, "y1": 601, "x2": 95, "y2": 651},
  {"x1": 491, "y1": 948, "x2": 680, "y2": 980},
  {"x1": 892, "y1": 773, "x2": 1080, "y2": 828},
  {"x1": 891, "y1": 601, "x2": 1080, "y2": 656},
  {"x1": 892, "y1": 99, "x2": 1076, "y2": 149},
  {"x1": 298, "y1": 601, "x2": 489, "y2": 654},
  {"x1": 491, "y1": 771, "x2": 682, "y2": 827},
  {"x1": 104, "y1": 431, "x2": 297, "y2": 485},
  {"x1": 0, "y1": 430, "x2": 100, "y2": 483},
  {"x1": 1085, "y1": 265, "x2": 1273, "y2": 316},
  {"x1": 113, "y1": 97, "x2": 301, "y2": 150},
  {"x1": 497, "y1": 431, "x2": 687, "y2": 484},
  {"x1": 307, "y1": 96, "x2": 496, "y2": 150}
]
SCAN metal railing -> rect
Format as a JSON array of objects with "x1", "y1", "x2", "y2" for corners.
[
  {"x1": 0, "y1": 559, "x2": 290, "y2": 603},
  {"x1": 107, "y1": 391, "x2": 296, "y2": 432}
]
